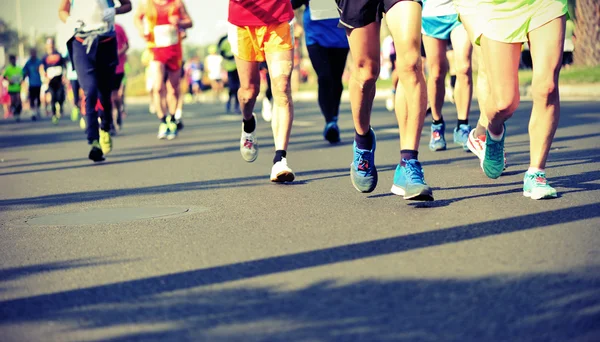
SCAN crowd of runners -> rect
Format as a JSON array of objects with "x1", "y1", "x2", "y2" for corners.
[{"x1": 1, "y1": 0, "x2": 570, "y2": 201}]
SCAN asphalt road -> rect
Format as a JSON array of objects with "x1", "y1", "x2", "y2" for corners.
[{"x1": 0, "y1": 97, "x2": 599, "y2": 341}]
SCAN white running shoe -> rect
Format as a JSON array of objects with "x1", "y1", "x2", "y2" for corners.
[
  {"x1": 261, "y1": 98, "x2": 272, "y2": 122},
  {"x1": 270, "y1": 157, "x2": 295, "y2": 182},
  {"x1": 240, "y1": 114, "x2": 258, "y2": 162}
]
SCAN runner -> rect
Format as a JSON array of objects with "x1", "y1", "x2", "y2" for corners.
[
  {"x1": 135, "y1": 0, "x2": 192, "y2": 140},
  {"x1": 421, "y1": 0, "x2": 473, "y2": 152},
  {"x1": 292, "y1": 0, "x2": 349, "y2": 144},
  {"x1": 23, "y1": 48, "x2": 43, "y2": 121},
  {"x1": 184, "y1": 55, "x2": 203, "y2": 103},
  {"x1": 40, "y1": 38, "x2": 67, "y2": 125},
  {"x1": 2, "y1": 55, "x2": 24, "y2": 122},
  {"x1": 59, "y1": 0, "x2": 132, "y2": 162},
  {"x1": 228, "y1": 0, "x2": 296, "y2": 182},
  {"x1": 204, "y1": 45, "x2": 224, "y2": 104},
  {"x1": 217, "y1": 34, "x2": 241, "y2": 114},
  {"x1": 336, "y1": 0, "x2": 433, "y2": 200},
  {"x1": 460, "y1": 0, "x2": 568, "y2": 200},
  {"x1": 111, "y1": 23, "x2": 129, "y2": 134}
]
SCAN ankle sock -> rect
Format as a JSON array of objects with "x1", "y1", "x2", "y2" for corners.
[
  {"x1": 457, "y1": 119, "x2": 468, "y2": 129},
  {"x1": 273, "y1": 150, "x2": 286, "y2": 164},
  {"x1": 243, "y1": 116, "x2": 256, "y2": 133},
  {"x1": 355, "y1": 129, "x2": 373, "y2": 150},
  {"x1": 400, "y1": 150, "x2": 418, "y2": 166},
  {"x1": 432, "y1": 118, "x2": 444, "y2": 125}
]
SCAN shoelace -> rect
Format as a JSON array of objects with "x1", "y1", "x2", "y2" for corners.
[
  {"x1": 356, "y1": 151, "x2": 372, "y2": 172},
  {"x1": 404, "y1": 160, "x2": 425, "y2": 184},
  {"x1": 528, "y1": 171, "x2": 549, "y2": 187},
  {"x1": 486, "y1": 138, "x2": 504, "y2": 162}
]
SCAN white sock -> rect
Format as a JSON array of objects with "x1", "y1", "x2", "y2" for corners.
[
  {"x1": 175, "y1": 109, "x2": 182, "y2": 120},
  {"x1": 528, "y1": 167, "x2": 545, "y2": 174},
  {"x1": 488, "y1": 127, "x2": 504, "y2": 141}
]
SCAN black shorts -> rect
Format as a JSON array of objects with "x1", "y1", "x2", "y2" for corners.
[
  {"x1": 336, "y1": 0, "x2": 422, "y2": 29},
  {"x1": 112, "y1": 73, "x2": 124, "y2": 91},
  {"x1": 29, "y1": 86, "x2": 41, "y2": 103}
]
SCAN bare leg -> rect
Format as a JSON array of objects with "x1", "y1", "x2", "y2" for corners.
[
  {"x1": 422, "y1": 34, "x2": 448, "y2": 122},
  {"x1": 235, "y1": 57, "x2": 260, "y2": 121},
  {"x1": 265, "y1": 50, "x2": 294, "y2": 151},
  {"x1": 450, "y1": 24, "x2": 473, "y2": 121}
]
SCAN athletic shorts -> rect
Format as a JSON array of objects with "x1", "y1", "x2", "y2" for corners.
[
  {"x1": 28, "y1": 86, "x2": 41, "y2": 103},
  {"x1": 336, "y1": 0, "x2": 422, "y2": 29},
  {"x1": 112, "y1": 73, "x2": 125, "y2": 91},
  {"x1": 152, "y1": 45, "x2": 183, "y2": 72},
  {"x1": 422, "y1": 15, "x2": 461, "y2": 40},
  {"x1": 468, "y1": 0, "x2": 569, "y2": 45},
  {"x1": 228, "y1": 21, "x2": 294, "y2": 62}
]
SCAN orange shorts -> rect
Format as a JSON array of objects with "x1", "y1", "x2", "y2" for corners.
[{"x1": 228, "y1": 21, "x2": 294, "y2": 62}]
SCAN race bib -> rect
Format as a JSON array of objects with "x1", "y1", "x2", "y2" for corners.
[
  {"x1": 47, "y1": 66, "x2": 63, "y2": 79},
  {"x1": 10, "y1": 75, "x2": 22, "y2": 84},
  {"x1": 154, "y1": 25, "x2": 179, "y2": 48}
]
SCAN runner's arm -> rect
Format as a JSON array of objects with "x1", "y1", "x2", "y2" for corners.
[
  {"x1": 177, "y1": 1, "x2": 193, "y2": 30},
  {"x1": 116, "y1": 0, "x2": 132, "y2": 15},
  {"x1": 133, "y1": 2, "x2": 146, "y2": 39},
  {"x1": 58, "y1": 0, "x2": 71, "y2": 23}
]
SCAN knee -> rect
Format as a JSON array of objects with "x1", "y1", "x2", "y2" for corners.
[
  {"x1": 531, "y1": 77, "x2": 559, "y2": 103},
  {"x1": 353, "y1": 58, "x2": 379, "y2": 88},
  {"x1": 396, "y1": 51, "x2": 423, "y2": 82},
  {"x1": 454, "y1": 61, "x2": 472, "y2": 79},
  {"x1": 271, "y1": 76, "x2": 292, "y2": 107},
  {"x1": 238, "y1": 83, "x2": 259, "y2": 103},
  {"x1": 427, "y1": 63, "x2": 446, "y2": 83}
]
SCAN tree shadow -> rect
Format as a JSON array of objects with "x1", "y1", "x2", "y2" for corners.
[{"x1": 1, "y1": 203, "x2": 599, "y2": 340}]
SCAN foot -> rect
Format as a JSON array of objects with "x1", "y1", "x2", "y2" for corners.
[
  {"x1": 99, "y1": 129, "x2": 112, "y2": 155},
  {"x1": 350, "y1": 128, "x2": 377, "y2": 193},
  {"x1": 79, "y1": 116, "x2": 87, "y2": 130},
  {"x1": 385, "y1": 96, "x2": 395, "y2": 112},
  {"x1": 467, "y1": 129, "x2": 508, "y2": 171},
  {"x1": 391, "y1": 160, "x2": 434, "y2": 201},
  {"x1": 240, "y1": 114, "x2": 258, "y2": 162},
  {"x1": 323, "y1": 121, "x2": 340, "y2": 144},
  {"x1": 453, "y1": 124, "x2": 471, "y2": 151},
  {"x1": 166, "y1": 117, "x2": 178, "y2": 140},
  {"x1": 270, "y1": 158, "x2": 295, "y2": 182},
  {"x1": 429, "y1": 122, "x2": 447, "y2": 152},
  {"x1": 482, "y1": 125, "x2": 506, "y2": 179},
  {"x1": 51, "y1": 115, "x2": 59, "y2": 125},
  {"x1": 523, "y1": 171, "x2": 557, "y2": 200},
  {"x1": 88, "y1": 140, "x2": 105, "y2": 162},
  {"x1": 157, "y1": 122, "x2": 168, "y2": 140},
  {"x1": 176, "y1": 119, "x2": 184, "y2": 131},
  {"x1": 261, "y1": 98, "x2": 272, "y2": 122}
]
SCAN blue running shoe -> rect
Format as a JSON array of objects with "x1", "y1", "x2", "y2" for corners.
[
  {"x1": 350, "y1": 129, "x2": 377, "y2": 193},
  {"x1": 391, "y1": 159, "x2": 433, "y2": 201},
  {"x1": 523, "y1": 171, "x2": 557, "y2": 200},
  {"x1": 429, "y1": 122, "x2": 446, "y2": 151},
  {"x1": 483, "y1": 125, "x2": 506, "y2": 179},
  {"x1": 453, "y1": 124, "x2": 471, "y2": 151},
  {"x1": 324, "y1": 120, "x2": 340, "y2": 144}
]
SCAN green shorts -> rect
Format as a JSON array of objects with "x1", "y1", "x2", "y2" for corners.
[{"x1": 454, "y1": 0, "x2": 569, "y2": 45}]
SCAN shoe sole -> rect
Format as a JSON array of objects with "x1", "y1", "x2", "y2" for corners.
[
  {"x1": 350, "y1": 164, "x2": 378, "y2": 193},
  {"x1": 429, "y1": 145, "x2": 447, "y2": 152},
  {"x1": 167, "y1": 135, "x2": 177, "y2": 140},
  {"x1": 391, "y1": 185, "x2": 434, "y2": 201},
  {"x1": 271, "y1": 171, "x2": 295, "y2": 183},
  {"x1": 241, "y1": 149, "x2": 258, "y2": 162},
  {"x1": 523, "y1": 191, "x2": 558, "y2": 200}
]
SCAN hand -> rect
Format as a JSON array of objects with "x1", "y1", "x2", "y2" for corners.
[{"x1": 102, "y1": 8, "x2": 116, "y2": 23}]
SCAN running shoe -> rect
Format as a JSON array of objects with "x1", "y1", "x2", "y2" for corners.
[
  {"x1": 270, "y1": 157, "x2": 295, "y2": 182},
  {"x1": 453, "y1": 124, "x2": 471, "y2": 151},
  {"x1": 323, "y1": 120, "x2": 340, "y2": 144},
  {"x1": 240, "y1": 114, "x2": 258, "y2": 162},
  {"x1": 88, "y1": 140, "x2": 104, "y2": 162},
  {"x1": 71, "y1": 107, "x2": 79, "y2": 122},
  {"x1": 482, "y1": 125, "x2": 506, "y2": 179},
  {"x1": 166, "y1": 117, "x2": 178, "y2": 140},
  {"x1": 467, "y1": 129, "x2": 508, "y2": 171},
  {"x1": 80, "y1": 116, "x2": 87, "y2": 130},
  {"x1": 429, "y1": 122, "x2": 447, "y2": 151},
  {"x1": 261, "y1": 98, "x2": 272, "y2": 122},
  {"x1": 391, "y1": 160, "x2": 434, "y2": 201},
  {"x1": 523, "y1": 171, "x2": 557, "y2": 200},
  {"x1": 350, "y1": 128, "x2": 377, "y2": 193},
  {"x1": 51, "y1": 115, "x2": 59, "y2": 125},
  {"x1": 385, "y1": 96, "x2": 395, "y2": 112},
  {"x1": 99, "y1": 129, "x2": 112, "y2": 155},
  {"x1": 176, "y1": 119, "x2": 184, "y2": 131},
  {"x1": 157, "y1": 122, "x2": 168, "y2": 139}
]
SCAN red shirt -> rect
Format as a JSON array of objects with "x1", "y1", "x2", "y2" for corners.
[
  {"x1": 115, "y1": 24, "x2": 129, "y2": 74},
  {"x1": 228, "y1": 0, "x2": 294, "y2": 26}
]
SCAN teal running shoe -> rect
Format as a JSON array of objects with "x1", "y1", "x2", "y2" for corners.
[
  {"x1": 350, "y1": 128, "x2": 377, "y2": 193},
  {"x1": 523, "y1": 171, "x2": 557, "y2": 200},
  {"x1": 429, "y1": 122, "x2": 446, "y2": 151},
  {"x1": 391, "y1": 159, "x2": 433, "y2": 201},
  {"x1": 483, "y1": 125, "x2": 506, "y2": 179}
]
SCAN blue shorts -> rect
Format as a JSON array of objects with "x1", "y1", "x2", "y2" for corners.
[{"x1": 422, "y1": 14, "x2": 461, "y2": 40}]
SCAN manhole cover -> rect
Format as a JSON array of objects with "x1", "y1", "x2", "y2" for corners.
[{"x1": 26, "y1": 206, "x2": 196, "y2": 226}]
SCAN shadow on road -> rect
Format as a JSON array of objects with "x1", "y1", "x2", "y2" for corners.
[{"x1": 0, "y1": 203, "x2": 599, "y2": 340}]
